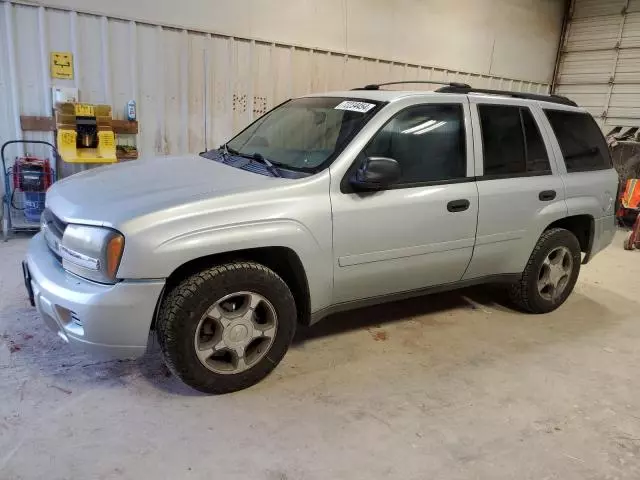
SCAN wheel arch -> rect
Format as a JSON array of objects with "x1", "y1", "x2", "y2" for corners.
[
  {"x1": 152, "y1": 246, "x2": 312, "y2": 329},
  {"x1": 544, "y1": 214, "x2": 595, "y2": 263}
]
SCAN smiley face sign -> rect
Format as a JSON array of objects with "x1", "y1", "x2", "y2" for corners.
[{"x1": 50, "y1": 52, "x2": 74, "y2": 79}]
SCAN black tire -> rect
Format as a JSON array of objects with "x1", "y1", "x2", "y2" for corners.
[
  {"x1": 509, "y1": 228, "x2": 581, "y2": 313},
  {"x1": 156, "y1": 261, "x2": 297, "y2": 394}
]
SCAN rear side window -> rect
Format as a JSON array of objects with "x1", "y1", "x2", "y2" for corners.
[
  {"x1": 544, "y1": 110, "x2": 611, "y2": 172},
  {"x1": 478, "y1": 105, "x2": 551, "y2": 177}
]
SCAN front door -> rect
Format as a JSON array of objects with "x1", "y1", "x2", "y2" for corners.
[{"x1": 330, "y1": 97, "x2": 478, "y2": 304}]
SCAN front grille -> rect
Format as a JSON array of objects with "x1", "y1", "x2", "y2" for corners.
[
  {"x1": 43, "y1": 208, "x2": 67, "y2": 238},
  {"x1": 42, "y1": 208, "x2": 67, "y2": 262}
]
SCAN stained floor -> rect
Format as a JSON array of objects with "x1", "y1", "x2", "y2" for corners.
[{"x1": 1, "y1": 231, "x2": 639, "y2": 479}]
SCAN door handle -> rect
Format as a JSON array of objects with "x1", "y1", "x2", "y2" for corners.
[
  {"x1": 539, "y1": 190, "x2": 556, "y2": 201},
  {"x1": 447, "y1": 199, "x2": 470, "y2": 212}
]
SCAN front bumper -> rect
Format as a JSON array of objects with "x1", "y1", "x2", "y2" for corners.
[{"x1": 25, "y1": 232, "x2": 165, "y2": 358}]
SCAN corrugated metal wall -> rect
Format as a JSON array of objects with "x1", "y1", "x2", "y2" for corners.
[
  {"x1": 1, "y1": 0, "x2": 550, "y2": 168},
  {"x1": 554, "y1": 0, "x2": 640, "y2": 128}
]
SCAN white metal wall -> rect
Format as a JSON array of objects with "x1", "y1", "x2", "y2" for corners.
[
  {"x1": 19, "y1": 0, "x2": 566, "y2": 84},
  {"x1": 554, "y1": 0, "x2": 640, "y2": 128},
  {"x1": 0, "y1": 0, "x2": 551, "y2": 167}
]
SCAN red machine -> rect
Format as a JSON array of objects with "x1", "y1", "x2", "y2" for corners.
[
  {"x1": 11, "y1": 155, "x2": 53, "y2": 223},
  {"x1": 2, "y1": 140, "x2": 58, "y2": 240},
  {"x1": 12, "y1": 155, "x2": 53, "y2": 192}
]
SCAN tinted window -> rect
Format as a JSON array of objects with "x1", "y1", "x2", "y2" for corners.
[
  {"x1": 522, "y1": 108, "x2": 551, "y2": 173},
  {"x1": 210, "y1": 97, "x2": 382, "y2": 172},
  {"x1": 478, "y1": 105, "x2": 551, "y2": 176},
  {"x1": 544, "y1": 110, "x2": 611, "y2": 172},
  {"x1": 363, "y1": 104, "x2": 466, "y2": 184}
]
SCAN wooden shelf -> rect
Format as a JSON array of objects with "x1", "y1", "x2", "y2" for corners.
[
  {"x1": 20, "y1": 115, "x2": 138, "y2": 134},
  {"x1": 116, "y1": 150, "x2": 139, "y2": 161},
  {"x1": 20, "y1": 116, "x2": 55, "y2": 131},
  {"x1": 111, "y1": 120, "x2": 138, "y2": 134}
]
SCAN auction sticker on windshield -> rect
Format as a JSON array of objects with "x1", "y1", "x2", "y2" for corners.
[{"x1": 335, "y1": 101, "x2": 376, "y2": 113}]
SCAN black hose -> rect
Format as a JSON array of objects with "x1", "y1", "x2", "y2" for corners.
[{"x1": 10, "y1": 189, "x2": 25, "y2": 210}]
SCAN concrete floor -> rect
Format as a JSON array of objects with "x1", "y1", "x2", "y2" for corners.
[{"x1": 1, "y1": 232, "x2": 639, "y2": 480}]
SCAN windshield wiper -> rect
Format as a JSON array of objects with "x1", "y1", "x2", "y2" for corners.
[
  {"x1": 219, "y1": 143, "x2": 233, "y2": 160},
  {"x1": 250, "y1": 153, "x2": 281, "y2": 177},
  {"x1": 220, "y1": 145, "x2": 281, "y2": 177}
]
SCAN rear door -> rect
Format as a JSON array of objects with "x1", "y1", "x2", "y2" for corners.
[{"x1": 463, "y1": 97, "x2": 567, "y2": 279}]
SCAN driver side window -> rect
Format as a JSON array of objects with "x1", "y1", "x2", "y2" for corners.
[{"x1": 364, "y1": 103, "x2": 466, "y2": 185}]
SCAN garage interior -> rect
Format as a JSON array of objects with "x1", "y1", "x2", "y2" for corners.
[{"x1": 1, "y1": 0, "x2": 640, "y2": 478}]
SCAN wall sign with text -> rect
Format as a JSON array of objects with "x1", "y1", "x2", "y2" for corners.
[{"x1": 50, "y1": 52, "x2": 74, "y2": 80}]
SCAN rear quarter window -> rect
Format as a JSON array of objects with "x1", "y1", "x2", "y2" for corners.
[{"x1": 544, "y1": 110, "x2": 612, "y2": 173}]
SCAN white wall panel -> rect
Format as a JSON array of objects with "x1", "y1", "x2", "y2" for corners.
[
  {"x1": 76, "y1": 14, "x2": 104, "y2": 104},
  {"x1": 136, "y1": 24, "x2": 164, "y2": 156},
  {"x1": 557, "y1": 50, "x2": 616, "y2": 85},
  {"x1": 554, "y1": 0, "x2": 640, "y2": 128},
  {"x1": 23, "y1": 0, "x2": 564, "y2": 84},
  {"x1": 0, "y1": 5, "x2": 14, "y2": 144},
  {"x1": 188, "y1": 32, "x2": 207, "y2": 153},
  {"x1": 231, "y1": 39, "x2": 252, "y2": 135},
  {"x1": 572, "y1": 0, "x2": 626, "y2": 17},
  {"x1": 207, "y1": 36, "x2": 233, "y2": 150},
  {"x1": 0, "y1": 0, "x2": 551, "y2": 181},
  {"x1": 12, "y1": 5, "x2": 50, "y2": 154},
  {"x1": 308, "y1": 49, "x2": 328, "y2": 95},
  {"x1": 622, "y1": 12, "x2": 640, "y2": 47},
  {"x1": 253, "y1": 42, "x2": 273, "y2": 119},
  {"x1": 325, "y1": 53, "x2": 346, "y2": 92},
  {"x1": 109, "y1": 19, "x2": 135, "y2": 121},
  {"x1": 565, "y1": 16, "x2": 621, "y2": 51},
  {"x1": 292, "y1": 47, "x2": 312, "y2": 98},
  {"x1": 162, "y1": 28, "x2": 187, "y2": 155}
]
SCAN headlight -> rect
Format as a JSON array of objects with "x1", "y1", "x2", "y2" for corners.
[{"x1": 61, "y1": 224, "x2": 125, "y2": 283}]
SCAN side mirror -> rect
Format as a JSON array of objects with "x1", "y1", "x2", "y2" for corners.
[{"x1": 350, "y1": 156, "x2": 401, "y2": 190}]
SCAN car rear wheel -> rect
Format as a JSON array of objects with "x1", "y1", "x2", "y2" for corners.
[
  {"x1": 156, "y1": 261, "x2": 296, "y2": 394},
  {"x1": 509, "y1": 228, "x2": 581, "y2": 313}
]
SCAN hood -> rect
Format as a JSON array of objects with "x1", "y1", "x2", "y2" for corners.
[{"x1": 46, "y1": 154, "x2": 284, "y2": 227}]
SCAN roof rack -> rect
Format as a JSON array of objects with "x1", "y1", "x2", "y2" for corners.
[
  {"x1": 353, "y1": 80, "x2": 471, "y2": 91},
  {"x1": 435, "y1": 85, "x2": 577, "y2": 107}
]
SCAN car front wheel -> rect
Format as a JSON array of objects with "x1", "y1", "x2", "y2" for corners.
[{"x1": 156, "y1": 261, "x2": 297, "y2": 394}]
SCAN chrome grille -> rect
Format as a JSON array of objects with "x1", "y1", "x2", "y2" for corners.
[
  {"x1": 43, "y1": 208, "x2": 66, "y2": 237},
  {"x1": 41, "y1": 209, "x2": 67, "y2": 262}
]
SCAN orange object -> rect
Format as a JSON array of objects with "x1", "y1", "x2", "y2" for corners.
[
  {"x1": 620, "y1": 179, "x2": 640, "y2": 250},
  {"x1": 621, "y1": 179, "x2": 640, "y2": 210},
  {"x1": 106, "y1": 235, "x2": 124, "y2": 278}
]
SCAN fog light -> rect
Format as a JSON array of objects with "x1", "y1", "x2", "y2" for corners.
[{"x1": 55, "y1": 305, "x2": 84, "y2": 336}]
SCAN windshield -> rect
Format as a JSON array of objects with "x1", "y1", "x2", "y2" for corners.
[{"x1": 208, "y1": 97, "x2": 383, "y2": 172}]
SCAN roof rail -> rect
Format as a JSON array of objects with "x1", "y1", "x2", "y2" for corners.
[
  {"x1": 353, "y1": 80, "x2": 471, "y2": 91},
  {"x1": 435, "y1": 85, "x2": 578, "y2": 107}
]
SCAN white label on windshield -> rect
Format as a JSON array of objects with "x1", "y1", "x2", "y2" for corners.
[{"x1": 335, "y1": 100, "x2": 376, "y2": 113}]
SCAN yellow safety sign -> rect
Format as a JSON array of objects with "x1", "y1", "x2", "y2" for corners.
[
  {"x1": 74, "y1": 103, "x2": 95, "y2": 117},
  {"x1": 50, "y1": 52, "x2": 74, "y2": 79}
]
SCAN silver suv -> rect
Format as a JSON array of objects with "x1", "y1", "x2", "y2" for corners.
[{"x1": 24, "y1": 82, "x2": 618, "y2": 393}]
